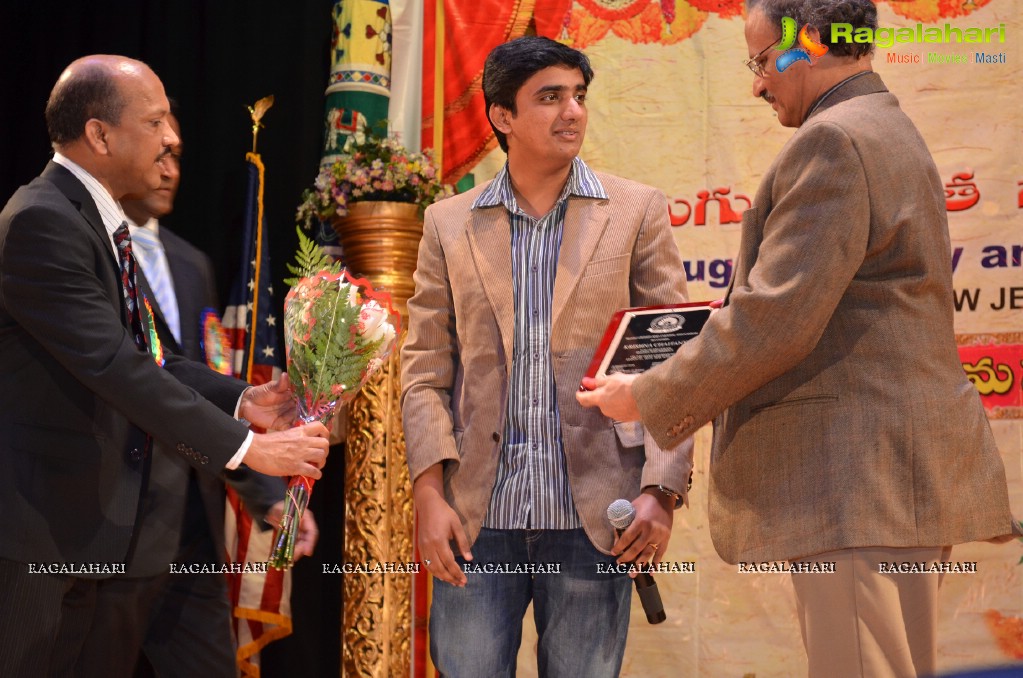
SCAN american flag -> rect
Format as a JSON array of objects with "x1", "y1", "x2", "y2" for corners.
[{"x1": 221, "y1": 151, "x2": 291, "y2": 677}]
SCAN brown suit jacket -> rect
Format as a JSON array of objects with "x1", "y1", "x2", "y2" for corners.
[
  {"x1": 401, "y1": 171, "x2": 692, "y2": 553},
  {"x1": 634, "y1": 72, "x2": 1017, "y2": 563}
]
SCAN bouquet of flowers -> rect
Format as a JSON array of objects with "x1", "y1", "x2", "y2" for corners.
[
  {"x1": 268, "y1": 228, "x2": 400, "y2": 569},
  {"x1": 295, "y1": 124, "x2": 453, "y2": 228}
]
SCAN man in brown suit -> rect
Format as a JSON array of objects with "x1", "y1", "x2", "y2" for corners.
[
  {"x1": 578, "y1": 1, "x2": 1018, "y2": 676},
  {"x1": 401, "y1": 36, "x2": 692, "y2": 677}
]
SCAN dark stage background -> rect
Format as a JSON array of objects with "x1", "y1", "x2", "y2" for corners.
[{"x1": 0, "y1": 1, "x2": 343, "y2": 674}]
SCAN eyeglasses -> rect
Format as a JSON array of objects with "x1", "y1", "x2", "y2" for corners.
[{"x1": 744, "y1": 36, "x2": 782, "y2": 77}]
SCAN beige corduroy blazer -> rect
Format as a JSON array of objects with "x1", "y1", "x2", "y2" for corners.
[
  {"x1": 401, "y1": 171, "x2": 692, "y2": 553},
  {"x1": 634, "y1": 72, "x2": 1017, "y2": 564}
]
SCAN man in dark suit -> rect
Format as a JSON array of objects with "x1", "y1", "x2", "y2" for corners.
[
  {"x1": 0, "y1": 55, "x2": 330, "y2": 677},
  {"x1": 72, "y1": 108, "x2": 319, "y2": 678}
]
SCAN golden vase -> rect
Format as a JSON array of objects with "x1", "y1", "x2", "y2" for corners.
[
  {"x1": 331, "y1": 200, "x2": 423, "y2": 316},
  {"x1": 331, "y1": 200, "x2": 420, "y2": 678}
]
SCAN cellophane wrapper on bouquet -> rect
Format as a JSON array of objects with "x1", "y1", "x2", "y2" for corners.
[{"x1": 268, "y1": 228, "x2": 399, "y2": 569}]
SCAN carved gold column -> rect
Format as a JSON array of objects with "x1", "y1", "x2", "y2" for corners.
[{"x1": 334, "y1": 201, "x2": 420, "y2": 677}]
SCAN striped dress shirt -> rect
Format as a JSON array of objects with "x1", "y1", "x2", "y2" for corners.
[
  {"x1": 472, "y1": 157, "x2": 608, "y2": 530},
  {"x1": 52, "y1": 153, "x2": 128, "y2": 253}
]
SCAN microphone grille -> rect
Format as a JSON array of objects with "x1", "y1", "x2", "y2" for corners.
[{"x1": 606, "y1": 499, "x2": 636, "y2": 530}]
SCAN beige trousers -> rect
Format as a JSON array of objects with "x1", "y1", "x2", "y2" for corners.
[{"x1": 791, "y1": 545, "x2": 952, "y2": 678}]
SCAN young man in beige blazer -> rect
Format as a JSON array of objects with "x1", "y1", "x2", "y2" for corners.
[
  {"x1": 401, "y1": 36, "x2": 692, "y2": 677},
  {"x1": 578, "y1": 1, "x2": 1018, "y2": 676}
]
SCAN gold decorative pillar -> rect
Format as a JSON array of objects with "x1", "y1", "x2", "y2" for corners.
[{"x1": 334, "y1": 201, "x2": 421, "y2": 677}]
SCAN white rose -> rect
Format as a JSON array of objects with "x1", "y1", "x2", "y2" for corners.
[{"x1": 359, "y1": 301, "x2": 387, "y2": 342}]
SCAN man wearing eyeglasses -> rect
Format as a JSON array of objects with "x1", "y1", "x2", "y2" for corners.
[{"x1": 578, "y1": 0, "x2": 1018, "y2": 675}]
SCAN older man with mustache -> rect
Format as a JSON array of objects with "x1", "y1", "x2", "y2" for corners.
[{"x1": 0, "y1": 55, "x2": 329, "y2": 676}]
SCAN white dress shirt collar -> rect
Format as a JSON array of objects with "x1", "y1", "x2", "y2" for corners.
[{"x1": 52, "y1": 153, "x2": 127, "y2": 256}]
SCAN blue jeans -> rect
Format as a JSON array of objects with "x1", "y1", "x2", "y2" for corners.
[{"x1": 430, "y1": 528, "x2": 631, "y2": 678}]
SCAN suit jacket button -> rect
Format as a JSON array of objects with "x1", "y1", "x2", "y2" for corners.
[{"x1": 492, "y1": 432, "x2": 500, "y2": 442}]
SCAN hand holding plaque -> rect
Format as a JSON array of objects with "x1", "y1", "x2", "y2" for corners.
[{"x1": 581, "y1": 302, "x2": 712, "y2": 389}]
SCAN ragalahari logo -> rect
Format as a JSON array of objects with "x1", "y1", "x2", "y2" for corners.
[{"x1": 776, "y1": 17, "x2": 829, "y2": 72}]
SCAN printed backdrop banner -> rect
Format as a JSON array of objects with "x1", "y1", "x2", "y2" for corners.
[{"x1": 444, "y1": 0, "x2": 1023, "y2": 675}]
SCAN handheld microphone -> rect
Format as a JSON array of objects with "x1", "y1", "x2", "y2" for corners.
[{"x1": 607, "y1": 499, "x2": 666, "y2": 624}]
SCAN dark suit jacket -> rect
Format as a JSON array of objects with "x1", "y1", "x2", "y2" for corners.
[
  {"x1": 159, "y1": 226, "x2": 219, "y2": 362},
  {"x1": 131, "y1": 225, "x2": 283, "y2": 575},
  {"x1": 0, "y1": 162, "x2": 253, "y2": 572}
]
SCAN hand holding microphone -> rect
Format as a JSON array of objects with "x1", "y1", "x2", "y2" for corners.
[{"x1": 607, "y1": 498, "x2": 668, "y2": 624}]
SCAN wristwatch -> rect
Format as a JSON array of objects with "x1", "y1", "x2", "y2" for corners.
[
  {"x1": 650, "y1": 470, "x2": 693, "y2": 505},
  {"x1": 649, "y1": 484, "x2": 682, "y2": 508}
]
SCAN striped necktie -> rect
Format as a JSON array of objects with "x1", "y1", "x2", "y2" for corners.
[
  {"x1": 113, "y1": 222, "x2": 154, "y2": 460},
  {"x1": 129, "y1": 225, "x2": 182, "y2": 344},
  {"x1": 113, "y1": 222, "x2": 148, "y2": 351}
]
